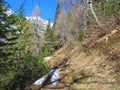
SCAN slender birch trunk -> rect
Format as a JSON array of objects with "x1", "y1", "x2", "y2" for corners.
[{"x1": 85, "y1": 0, "x2": 101, "y2": 26}]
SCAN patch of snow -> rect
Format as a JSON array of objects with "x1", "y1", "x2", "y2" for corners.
[
  {"x1": 5, "y1": 8, "x2": 14, "y2": 16},
  {"x1": 44, "y1": 56, "x2": 52, "y2": 62},
  {"x1": 50, "y1": 67, "x2": 60, "y2": 85},
  {"x1": 33, "y1": 76, "x2": 45, "y2": 85},
  {"x1": 33, "y1": 67, "x2": 60, "y2": 86}
]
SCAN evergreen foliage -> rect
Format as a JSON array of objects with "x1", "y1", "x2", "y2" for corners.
[
  {"x1": 0, "y1": 1, "x2": 49, "y2": 90},
  {"x1": 54, "y1": 1, "x2": 61, "y2": 25},
  {"x1": 45, "y1": 20, "x2": 61, "y2": 52},
  {"x1": 0, "y1": 5, "x2": 20, "y2": 71},
  {"x1": 1, "y1": 0, "x2": 119, "y2": 89},
  {"x1": 78, "y1": 31, "x2": 84, "y2": 42},
  {"x1": 99, "y1": 0, "x2": 120, "y2": 16}
]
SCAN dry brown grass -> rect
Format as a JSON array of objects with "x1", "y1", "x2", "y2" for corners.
[
  {"x1": 27, "y1": 27, "x2": 120, "y2": 90},
  {"x1": 41, "y1": 26, "x2": 120, "y2": 90}
]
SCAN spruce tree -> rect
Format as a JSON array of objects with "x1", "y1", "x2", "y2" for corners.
[
  {"x1": 54, "y1": 0, "x2": 61, "y2": 25},
  {"x1": 0, "y1": 4, "x2": 19, "y2": 63},
  {"x1": 0, "y1": 1, "x2": 22, "y2": 89}
]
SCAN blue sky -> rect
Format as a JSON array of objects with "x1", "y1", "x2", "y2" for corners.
[{"x1": 4, "y1": 0, "x2": 57, "y2": 23}]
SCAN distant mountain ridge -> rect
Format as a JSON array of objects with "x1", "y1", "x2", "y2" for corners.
[
  {"x1": 5, "y1": 8, "x2": 53, "y2": 30},
  {"x1": 26, "y1": 16, "x2": 53, "y2": 30}
]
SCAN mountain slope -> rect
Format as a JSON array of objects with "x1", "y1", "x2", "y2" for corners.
[{"x1": 40, "y1": 26, "x2": 120, "y2": 90}]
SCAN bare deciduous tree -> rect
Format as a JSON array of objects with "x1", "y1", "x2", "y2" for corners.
[
  {"x1": 26, "y1": 6, "x2": 46, "y2": 56},
  {"x1": 54, "y1": 0, "x2": 89, "y2": 44},
  {"x1": 54, "y1": 0, "x2": 101, "y2": 45},
  {"x1": 26, "y1": 22, "x2": 46, "y2": 56},
  {"x1": 32, "y1": 5, "x2": 40, "y2": 17},
  {"x1": 54, "y1": 8, "x2": 68, "y2": 45},
  {"x1": 85, "y1": 0, "x2": 101, "y2": 26}
]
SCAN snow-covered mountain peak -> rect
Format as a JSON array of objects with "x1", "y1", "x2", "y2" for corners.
[
  {"x1": 26, "y1": 16, "x2": 53, "y2": 30},
  {"x1": 3, "y1": 7, "x2": 53, "y2": 30}
]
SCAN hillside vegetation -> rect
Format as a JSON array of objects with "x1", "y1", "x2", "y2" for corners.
[
  {"x1": 31, "y1": 0, "x2": 120, "y2": 90},
  {"x1": 44, "y1": 26, "x2": 120, "y2": 90},
  {"x1": 0, "y1": 0, "x2": 120, "y2": 90}
]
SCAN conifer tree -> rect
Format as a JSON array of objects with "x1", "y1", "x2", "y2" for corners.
[
  {"x1": 45, "y1": 20, "x2": 60, "y2": 52},
  {"x1": 0, "y1": 1, "x2": 49, "y2": 90},
  {"x1": 54, "y1": 0, "x2": 61, "y2": 25},
  {"x1": 0, "y1": 1, "x2": 25, "y2": 89},
  {"x1": 0, "y1": 3, "x2": 19, "y2": 63}
]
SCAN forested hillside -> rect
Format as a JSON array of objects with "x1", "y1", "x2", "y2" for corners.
[
  {"x1": 0, "y1": 0, "x2": 52, "y2": 89},
  {"x1": 0, "y1": 0, "x2": 120, "y2": 90}
]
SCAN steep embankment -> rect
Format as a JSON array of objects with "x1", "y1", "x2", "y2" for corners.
[{"x1": 43, "y1": 26, "x2": 120, "y2": 90}]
